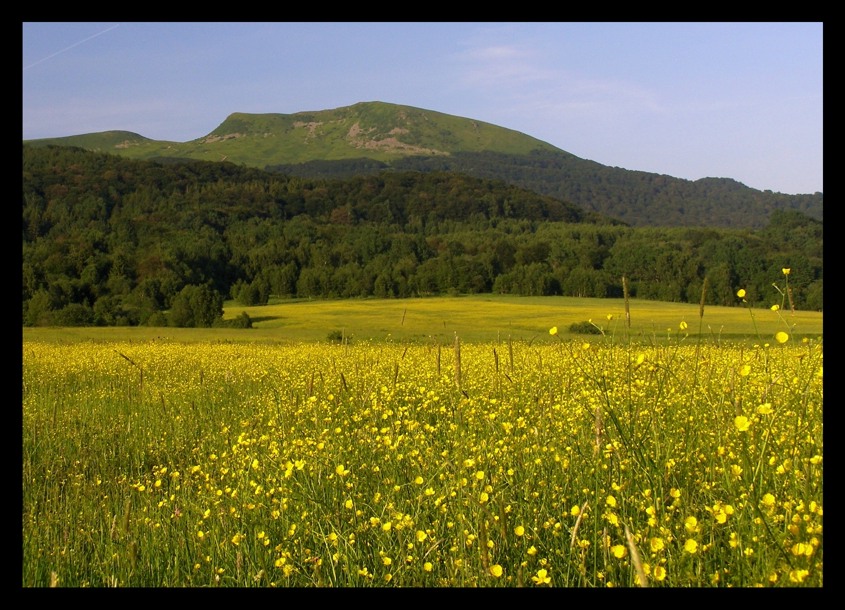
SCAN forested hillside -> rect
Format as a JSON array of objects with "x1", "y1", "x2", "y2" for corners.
[
  {"x1": 22, "y1": 145, "x2": 823, "y2": 327},
  {"x1": 269, "y1": 150, "x2": 824, "y2": 229}
]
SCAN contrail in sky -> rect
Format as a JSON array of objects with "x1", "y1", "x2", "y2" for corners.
[{"x1": 23, "y1": 23, "x2": 120, "y2": 70}]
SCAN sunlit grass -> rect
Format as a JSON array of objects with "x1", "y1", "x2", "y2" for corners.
[
  {"x1": 23, "y1": 328, "x2": 822, "y2": 587},
  {"x1": 23, "y1": 294, "x2": 823, "y2": 345},
  {"x1": 227, "y1": 294, "x2": 823, "y2": 344}
]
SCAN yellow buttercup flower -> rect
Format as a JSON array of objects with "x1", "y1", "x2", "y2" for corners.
[
  {"x1": 791, "y1": 543, "x2": 813, "y2": 557},
  {"x1": 549, "y1": 326, "x2": 558, "y2": 336},
  {"x1": 756, "y1": 403, "x2": 773, "y2": 415},
  {"x1": 489, "y1": 564, "x2": 503, "y2": 578},
  {"x1": 736, "y1": 288, "x2": 746, "y2": 298},
  {"x1": 775, "y1": 331, "x2": 789, "y2": 344},
  {"x1": 734, "y1": 416, "x2": 751, "y2": 432},
  {"x1": 532, "y1": 568, "x2": 551, "y2": 585},
  {"x1": 782, "y1": 268, "x2": 791, "y2": 276},
  {"x1": 679, "y1": 320, "x2": 688, "y2": 330}
]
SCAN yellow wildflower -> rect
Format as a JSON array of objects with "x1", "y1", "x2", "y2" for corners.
[
  {"x1": 734, "y1": 416, "x2": 751, "y2": 432},
  {"x1": 532, "y1": 568, "x2": 551, "y2": 585}
]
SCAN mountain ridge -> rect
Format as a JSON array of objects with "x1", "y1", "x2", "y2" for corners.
[{"x1": 23, "y1": 101, "x2": 822, "y2": 228}]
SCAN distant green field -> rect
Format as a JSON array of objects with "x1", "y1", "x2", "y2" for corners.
[{"x1": 22, "y1": 295, "x2": 822, "y2": 345}]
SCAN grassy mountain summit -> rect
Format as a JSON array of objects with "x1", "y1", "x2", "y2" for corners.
[
  {"x1": 28, "y1": 130, "x2": 158, "y2": 150},
  {"x1": 25, "y1": 101, "x2": 559, "y2": 166}
]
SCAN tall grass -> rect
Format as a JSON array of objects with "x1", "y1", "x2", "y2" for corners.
[{"x1": 23, "y1": 323, "x2": 822, "y2": 586}]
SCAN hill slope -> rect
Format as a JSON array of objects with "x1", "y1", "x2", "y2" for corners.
[
  {"x1": 24, "y1": 101, "x2": 558, "y2": 165},
  {"x1": 23, "y1": 101, "x2": 823, "y2": 229}
]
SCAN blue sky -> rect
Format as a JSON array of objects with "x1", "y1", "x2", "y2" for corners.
[{"x1": 22, "y1": 22, "x2": 822, "y2": 195}]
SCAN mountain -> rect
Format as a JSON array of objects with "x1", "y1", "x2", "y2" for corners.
[
  {"x1": 23, "y1": 101, "x2": 559, "y2": 164},
  {"x1": 23, "y1": 101, "x2": 822, "y2": 229}
]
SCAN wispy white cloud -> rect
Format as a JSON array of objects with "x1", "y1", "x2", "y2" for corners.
[
  {"x1": 455, "y1": 43, "x2": 555, "y2": 87},
  {"x1": 453, "y1": 39, "x2": 664, "y2": 122}
]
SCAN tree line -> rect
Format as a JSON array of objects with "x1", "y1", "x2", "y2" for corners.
[{"x1": 22, "y1": 145, "x2": 823, "y2": 327}]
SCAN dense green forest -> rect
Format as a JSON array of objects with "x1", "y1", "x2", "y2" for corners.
[
  {"x1": 268, "y1": 150, "x2": 824, "y2": 229},
  {"x1": 22, "y1": 145, "x2": 823, "y2": 327}
]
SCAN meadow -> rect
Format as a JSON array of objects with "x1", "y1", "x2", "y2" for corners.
[
  {"x1": 23, "y1": 293, "x2": 824, "y2": 345},
  {"x1": 22, "y1": 292, "x2": 823, "y2": 587}
]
